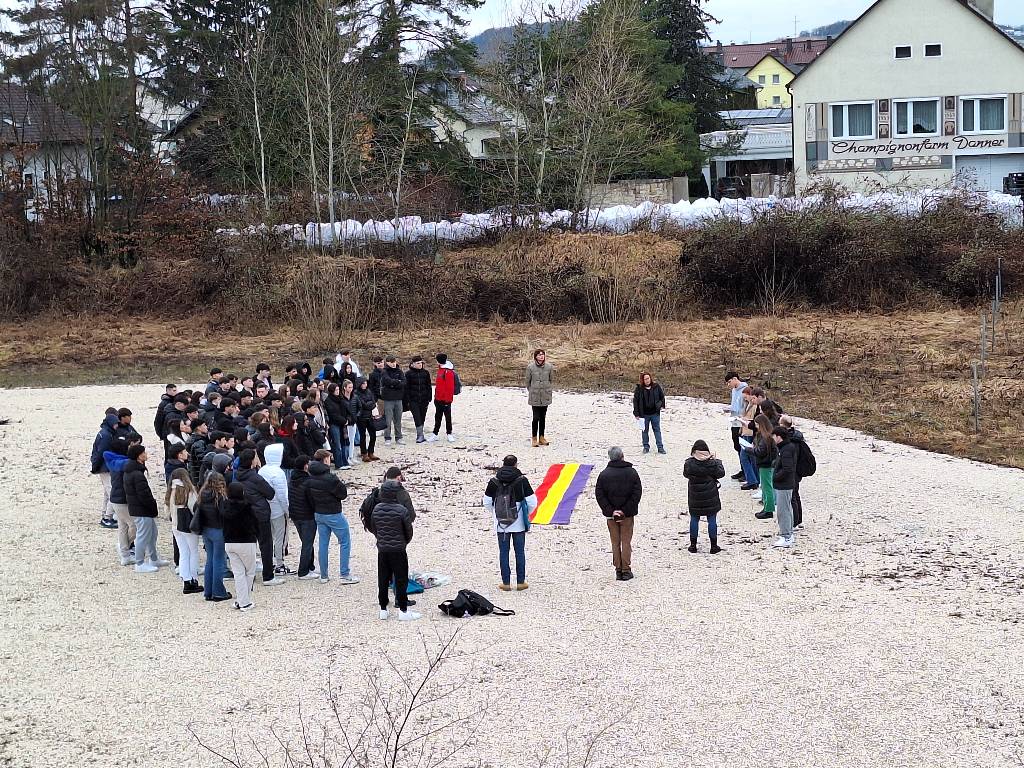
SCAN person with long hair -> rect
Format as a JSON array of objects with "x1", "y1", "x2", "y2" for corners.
[
  {"x1": 525, "y1": 349, "x2": 554, "y2": 447},
  {"x1": 738, "y1": 387, "x2": 759, "y2": 490},
  {"x1": 166, "y1": 468, "x2": 202, "y2": 594},
  {"x1": 193, "y1": 472, "x2": 232, "y2": 601},
  {"x1": 324, "y1": 383, "x2": 350, "y2": 470},
  {"x1": 355, "y1": 377, "x2": 379, "y2": 460},
  {"x1": 752, "y1": 414, "x2": 778, "y2": 519},
  {"x1": 632, "y1": 372, "x2": 666, "y2": 455}
]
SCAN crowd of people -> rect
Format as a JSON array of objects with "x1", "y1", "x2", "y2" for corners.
[{"x1": 87, "y1": 352, "x2": 815, "y2": 618}]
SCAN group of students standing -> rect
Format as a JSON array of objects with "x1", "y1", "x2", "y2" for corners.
[{"x1": 87, "y1": 353, "x2": 813, "y2": 620}]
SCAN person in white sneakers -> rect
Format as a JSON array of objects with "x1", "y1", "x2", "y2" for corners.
[
  {"x1": 259, "y1": 443, "x2": 292, "y2": 575},
  {"x1": 123, "y1": 444, "x2": 169, "y2": 573},
  {"x1": 222, "y1": 482, "x2": 259, "y2": 612},
  {"x1": 771, "y1": 427, "x2": 799, "y2": 549},
  {"x1": 367, "y1": 480, "x2": 418, "y2": 621}
]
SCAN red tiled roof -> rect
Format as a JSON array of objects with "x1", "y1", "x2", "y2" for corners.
[{"x1": 703, "y1": 39, "x2": 830, "y2": 70}]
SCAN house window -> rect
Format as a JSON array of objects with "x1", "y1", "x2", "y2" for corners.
[
  {"x1": 772, "y1": 95, "x2": 782, "y2": 105},
  {"x1": 894, "y1": 99, "x2": 939, "y2": 137},
  {"x1": 160, "y1": 119, "x2": 176, "y2": 133},
  {"x1": 961, "y1": 96, "x2": 1007, "y2": 134},
  {"x1": 924, "y1": 44, "x2": 942, "y2": 57},
  {"x1": 894, "y1": 45, "x2": 912, "y2": 59},
  {"x1": 772, "y1": 74, "x2": 781, "y2": 84},
  {"x1": 830, "y1": 102, "x2": 875, "y2": 140},
  {"x1": 758, "y1": 75, "x2": 766, "y2": 84}
]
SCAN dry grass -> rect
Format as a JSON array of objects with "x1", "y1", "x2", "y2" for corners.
[{"x1": 1, "y1": 306, "x2": 1022, "y2": 468}]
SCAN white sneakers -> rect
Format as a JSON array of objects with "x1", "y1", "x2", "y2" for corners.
[
  {"x1": 379, "y1": 609, "x2": 390, "y2": 620},
  {"x1": 384, "y1": 438, "x2": 393, "y2": 446},
  {"x1": 134, "y1": 563, "x2": 158, "y2": 573},
  {"x1": 752, "y1": 491, "x2": 763, "y2": 501},
  {"x1": 263, "y1": 577, "x2": 286, "y2": 586},
  {"x1": 319, "y1": 576, "x2": 330, "y2": 583},
  {"x1": 398, "y1": 609, "x2": 422, "y2": 621},
  {"x1": 338, "y1": 575, "x2": 360, "y2": 585},
  {"x1": 152, "y1": 559, "x2": 172, "y2": 568},
  {"x1": 446, "y1": 435, "x2": 456, "y2": 443},
  {"x1": 425, "y1": 434, "x2": 438, "y2": 442},
  {"x1": 298, "y1": 573, "x2": 320, "y2": 580},
  {"x1": 120, "y1": 555, "x2": 134, "y2": 567},
  {"x1": 771, "y1": 536, "x2": 795, "y2": 548}
]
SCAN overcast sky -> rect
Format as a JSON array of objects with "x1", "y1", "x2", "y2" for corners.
[{"x1": 466, "y1": 0, "x2": 1024, "y2": 40}]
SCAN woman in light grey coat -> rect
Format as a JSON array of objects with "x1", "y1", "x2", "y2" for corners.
[{"x1": 525, "y1": 349, "x2": 554, "y2": 447}]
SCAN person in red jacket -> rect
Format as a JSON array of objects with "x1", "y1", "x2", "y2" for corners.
[{"x1": 426, "y1": 353, "x2": 459, "y2": 443}]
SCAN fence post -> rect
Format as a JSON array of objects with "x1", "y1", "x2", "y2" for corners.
[
  {"x1": 971, "y1": 361, "x2": 981, "y2": 433},
  {"x1": 979, "y1": 311, "x2": 988, "y2": 377}
]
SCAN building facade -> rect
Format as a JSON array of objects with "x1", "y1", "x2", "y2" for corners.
[
  {"x1": 701, "y1": 109, "x2": 794, "y2": 197},
  {"x1": 791, "y1": 0, "x2": 1024, "y2": 193},
  {"x1": 746, "y1": 55, "x2": 800, "y2": 108}
]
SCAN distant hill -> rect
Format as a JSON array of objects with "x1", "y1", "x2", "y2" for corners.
[
  {"x1": 799, "y1": 20, "x2": 851, "y2": 37},
  {"x1": 468, "y1": 23, "x2": 549, "y2": 62}
]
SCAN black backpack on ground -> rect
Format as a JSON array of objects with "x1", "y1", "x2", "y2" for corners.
[
  {"x1": 439, "y1": 589, "x2": 515, "y2": 618},
  {"x1": 796, "y1": 439, "x2": 817, "y2": 478}
]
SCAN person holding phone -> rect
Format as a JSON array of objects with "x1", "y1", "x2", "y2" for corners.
[{"x1": 595, "y1": 446, "x2": 643, "y2": 582}]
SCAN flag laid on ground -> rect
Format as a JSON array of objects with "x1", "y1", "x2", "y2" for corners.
[{"x1": 530, "y1": 463, "x2": 594, "y2": 525}]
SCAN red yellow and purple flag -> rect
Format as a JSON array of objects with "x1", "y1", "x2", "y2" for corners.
[{"x1": 529, "y1": 463, "x2": 595, "y2": 526}]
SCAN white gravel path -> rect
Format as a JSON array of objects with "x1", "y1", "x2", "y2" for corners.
[{"x1": 1, "y1": 384, "x2": 1023, "y2": 768}]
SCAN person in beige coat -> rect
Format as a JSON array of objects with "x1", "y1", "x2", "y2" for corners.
[{"x1": 526, "y1": 349, "x2": 554, "y2": 447}]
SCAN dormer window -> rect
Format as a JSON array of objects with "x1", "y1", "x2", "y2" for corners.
[{"x1": 894, "y1": 45, "x2": 912, "y2": 59}]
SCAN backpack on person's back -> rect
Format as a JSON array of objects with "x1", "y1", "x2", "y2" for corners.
[
  {"x1": 796, "y1": 439, "x2": 817, "y2": 478},
  {"x1": 493, "y1": 480, "x2": 518, "y2": 527}
]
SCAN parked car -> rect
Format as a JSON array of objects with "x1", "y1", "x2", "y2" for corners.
[{"x1": 715, "y1": 176, "x2": 749, "y2": 200}]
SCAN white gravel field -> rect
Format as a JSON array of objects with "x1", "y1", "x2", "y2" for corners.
[{"x1": 1, "y1": 383, "x2": 1023, "y2": 768}]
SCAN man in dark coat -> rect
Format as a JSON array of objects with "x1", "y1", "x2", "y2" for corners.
[
  {"x1": 304, "y1": 450, "x2": 357, "y2": 584},
  {"x1": 91, "y1": 409, "x2": 119, "y2": 528},
  {"x1": 771, "y1": 427, "x2": 800, "y2": 549},
  {"x1": 404, "y1": 357, "x2": 433, "y2": 443},
  {"x1": 123, "y1": 444, "x2": 167, "y2": 572},
  {"x1": 113, "y1": 408, "x2": 142, "y2": 443},
  {"x1": 153, "y1": 384, "x2": 177, "y2": 440},
  {"x1": 367, "y1": 480, "x2": 417, "y2": 620},
  {"x1": 379, "y1": 356, "x2": 406, "y2": 444},
  {"x1": 234, "y1": 448, "x2": 282, "y2": 586},
  {"x1": 595, "y1": 446, "x2": 642, "y2": 581},
  {"x1": 288, "y1": 455, "x2": 318, "y2": 579}
]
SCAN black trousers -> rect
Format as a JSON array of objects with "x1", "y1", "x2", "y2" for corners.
[
  {"x1": 410, "y1": 400, "x2": 428, "y2": 428},
  {"x1": 256, "y1": 518, "x2": 275, "y2": 582},
  {"x1": 294, "y1": 518, "x2": 317, "y2": 576},
  {"x1": 377, "y1": 550, "x2": 410, "y2": 610},
  {"x1": 432, "y1": 401, "x2": 452, "y2": 435},
  {"x1": 793, "y1": 482, "x2": 803, "y2": 527},
  {"x1": 531, "y1": 405, "x2": 548, "y2": 438},
  {"x1": 358, "y1": 421, "x2": 377, "y2": 455},
  {"x1": 731, "y1": 426, "x2": 741, "y2": 457}
]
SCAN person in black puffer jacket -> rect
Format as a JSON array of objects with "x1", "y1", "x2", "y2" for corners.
[
  {"x1": 368, "y1": 480, "x2": 417, "y2": 620},
  {"x1": 233, "y1": 449, "x2": 279, "y2": 587},
  {"x1": 304, "y1": 453, "x2": 357, "y2": 583},
  {"x1": 683, "y1": 440, "x2": 725, "y2": 554},
  {"x1": 288, "y1": 455, "x2": 318, "y2": 578},
  {"x1": 771, "y1": 426, "x2": 800, "y2": 549},
  {"x1": 222, "y1": 482, "x2": 259, "y2": 611},
  {"x1": 595, "y1": 446, "x2": 643, "y2": 581},
  {"x1": 404, "y1": 357, "x2": 433, "y2": 443},
  {"x1": 323, "y1": 383, "x2": 349, "y2": 471},
  {"x1": 355, "y1": 377, "x2": 379, "y2": 461},
  {"x1": 123, "y1": 445, "x2": 166, "y2": 572},
  {"x1": 193, "y1": 472, "x2": 232, "y2": 601}
]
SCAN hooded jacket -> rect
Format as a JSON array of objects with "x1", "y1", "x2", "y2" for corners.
[
  {"x1": 234, "y1": 465, "x2": 275, "y2": 522},
  {"x1": 483, "y1": 465, "x2": 539, "y2": 534},
  {"x1": 595, "y1": 459, "x2": 643, "y2": 518},
  {"x1": 90, "y1": 414, "x2": 119, "y2": 474},
  {"x1": 368, "y1": 367, "x2": 385, "y2": 399},
  {"x1": 355, "y1": 380, "x2": 377, "y2": 422},
  {"x1": 153, "y1": 394, "x2": 173, "y2": 439},
  {"x1": 288, "y1": 468, "x2": 314, "y2": 521},
  {"x1": 359, "y1": 482, "x2": 414, "y2": 529},
  {"x1": 788, "y1": 427, "x2": 808, "y2": 482},
  {"x1": 304, "y1": 461, "x2": 347, "y2": 515},
  {"x1": 259, "y1": 443, "x2": 289, "y2": 519},
  {"x1": 380, "y1": 365, "x2": 406, "y2": 401},
  {"x1": 103, "y1": 450, "x2": 131, "y2": 504},
  {"x1": 434, "y1": 363, "x2": 456, "y2": 404},
  {"x1": 368, "y1": 480, "x2": 415, "y2": 552},
  {"x1": 124, "y1": 460, "x2": 158, "y2": 518},
  {"x1": 405, "y1": 366, "x2": 432, "y2": 405},
  {"x1": 683, "y1": 453, "x2": 725, "y2": 517},
  {"x1": 222, "y1": 496, "x2": 258, "y2": 544},
  {"x1": 525, "y1": 361, "x2": 554, "y2": 407}
]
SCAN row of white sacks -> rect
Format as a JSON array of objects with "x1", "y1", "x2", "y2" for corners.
[{"x1": 217, "y1": 190, "x2": 1024, "y2": 244}]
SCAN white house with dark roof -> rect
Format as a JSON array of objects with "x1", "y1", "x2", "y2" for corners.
[
  {"x1": 790, "y1": 0, "x2": 1024, "y2": 193},
  {"x1": 0, "y1": 83, "x2": 92, "y2": 217}
]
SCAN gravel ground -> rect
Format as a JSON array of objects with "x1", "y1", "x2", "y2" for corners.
[{"x1": 2, "y1": 384, "x2": 1023, "y2": 768}]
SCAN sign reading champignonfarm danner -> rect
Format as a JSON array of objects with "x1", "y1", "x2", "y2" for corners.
[{"x1": 831, "y1": 136, "x2": 1008, "y2": 157}]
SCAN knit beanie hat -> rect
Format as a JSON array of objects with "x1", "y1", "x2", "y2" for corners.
[
  {"x1": 691, "y1": 439, "x2": 710, "y2": 454},
  {"x1": 436, "y1": 353, "x2": 447, "y2": 365}
]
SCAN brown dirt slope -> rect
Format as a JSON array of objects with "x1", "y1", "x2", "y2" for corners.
[{"x1": 0, "y1": 306, "x2": 1021, "y2": 467}]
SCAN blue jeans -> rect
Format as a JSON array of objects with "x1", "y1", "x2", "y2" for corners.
[
  {"x1": 328, "y1": 425, "x2": 349, "y2": 468},
  {"x1": 740, "y1": 448, "x2": 759, "y2": 485},
  {"x1": 642, "y1": 414, "x2": 663, "y2": 451},
  {"x1": 497, "y1": 531, "x2": 526, "y2": 585},
  {"x1": 689, "y1": 514, "x2": 718, "y2": 540},
  {"x1": 316, "y1": 513, "x2": 351, "y2": 578},
  {"x1": 202, "y1": 527, "x2": 229, "y2": 598}
]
